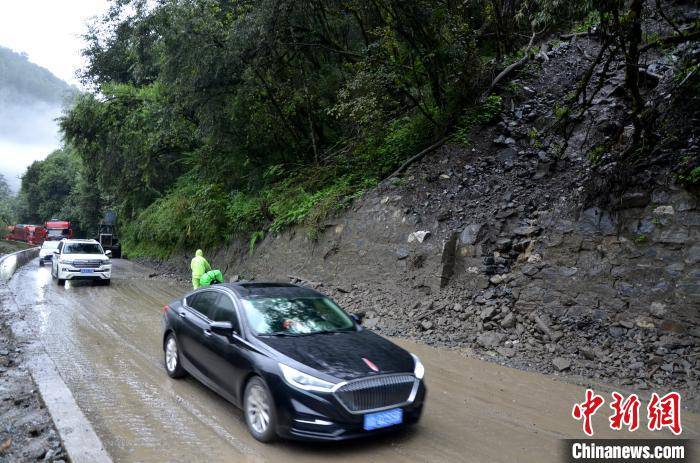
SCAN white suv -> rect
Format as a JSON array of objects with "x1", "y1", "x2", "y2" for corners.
[{"x1": 51, "y1": 239, "x2": 112, "y2": 286}]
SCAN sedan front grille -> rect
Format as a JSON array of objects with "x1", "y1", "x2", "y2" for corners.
[
  {"x1": 334, "y1": 374, "x2": 417, "y2": 413},
  {"x1": 72, "y1": 260, "x2": 103, "y2": 269}
]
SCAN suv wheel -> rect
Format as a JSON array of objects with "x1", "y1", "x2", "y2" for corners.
[
  {"x1": 244, "y1": 377, "x2": 277, "y2": 442},
  {"x1": 164, "y1": 334, "x2": 186, "y2": 378}
]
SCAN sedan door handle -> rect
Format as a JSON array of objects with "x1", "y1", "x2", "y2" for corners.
[
  {"x1": 203, "y1": 329, "x2": 213, "y2": 337},
  {"x1": 178, "y1": 312, "x2": 186, "y2": 318}
]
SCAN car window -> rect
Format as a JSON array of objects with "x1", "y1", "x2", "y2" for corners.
[
  {"x1": 241, "y1": 297, "x2": 355, "y2": 335},
  {"x1": 189, "y1": 291, "x2": 218, "y2": 319},
  {"x1": 210, "y1": 294, "x2": 240, "y2": 333},
  {"x1": 63, "y1": 243, "x2": 104, "y2": 254},
  {"x1": 41, "y1": 241, "x2": 59, "y2": 250}
]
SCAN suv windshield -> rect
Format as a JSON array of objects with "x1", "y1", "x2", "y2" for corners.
[
  {"x1": 63, "y1": 243, "x2": 104, "y2": 254},
  {"x1": 47, "y1": 229, "x2": 69, "y2": 237},
  {"x1": 241, "y1": 297, "x2": 355, "y2": 335},
  {"x1": 41, "y1": 241, "x2": 59, "y2": 250}
]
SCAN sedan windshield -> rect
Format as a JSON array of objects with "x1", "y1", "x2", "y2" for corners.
[
  {"x1": 241, "y1": 297, "x2": 355, "y2": 335},
  {"x1": 63, "y1": 243, "x2": 104, "y2": 254}
]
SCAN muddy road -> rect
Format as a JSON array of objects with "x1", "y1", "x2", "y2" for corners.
[{"x1": 8, "y1": 259, "x2": 699, "y2": 462}]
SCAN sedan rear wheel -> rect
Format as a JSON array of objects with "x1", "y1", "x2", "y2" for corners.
[
  {"x1": 244, "y1": 377, "x2": 277, "y2": 442},
  {"x1": 164, "y1": 334, "x2": 186, "y2": 378}
]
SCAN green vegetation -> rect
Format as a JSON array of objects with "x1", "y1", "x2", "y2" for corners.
[
  {"x1": 10, "y1": 149, "x2": 100, "y2": 236},
  {"x1": 0, "y1": 174, "x2": 15, "y2": 228},
  {"x1": 12, "y1": 0, "x2": 620, "y2": 258},
  {"x1": 676, "y1": 156, "x2": 700, "y2": 187},
  {"x1": 453, "y1": 96, "x2": 503, "y2": 147},
  {"x1": 587, "y1": 145, "x2": 606, "y2": 166}
]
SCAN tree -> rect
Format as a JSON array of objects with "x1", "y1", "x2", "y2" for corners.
[{"x1": 0, "y1": 174, "x2": 15, "y2": 227}]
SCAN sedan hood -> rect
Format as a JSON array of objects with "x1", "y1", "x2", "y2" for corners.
[{"x1": 258, "y1": 329, "x2": 415, "y2": 381}]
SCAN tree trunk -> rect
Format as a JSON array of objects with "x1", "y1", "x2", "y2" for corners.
[{"x1": 625, "y1": 0, "x2": 644, "y2": 148}]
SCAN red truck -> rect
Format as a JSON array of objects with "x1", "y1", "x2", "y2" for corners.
[
  {"x1": 45, "y1": 220, "x2": 73, "y2": 241},
  {"x1": 25, "y1": 225, "x2": 47, "y2": 245},
  {"x1": 5, "y1": 224, "x2": 47, "y2": 244},
  {"x1": 7, "y1": 224, "x2": 29, "y2": 241}
]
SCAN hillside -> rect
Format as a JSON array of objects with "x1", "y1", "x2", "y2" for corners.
[
  {"x1": 0, "y1": 45, "x2": 76, "y2": 105},
  {"x1": 0, "y1": 45, "x2": 77, "y2": 192},
  {"x1": 145, "y1": 4, "x2": 700, "y2": 409}
]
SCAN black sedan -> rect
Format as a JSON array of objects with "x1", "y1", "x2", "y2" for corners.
[{"x1": 161, "y1": 282, "x2": 426, "y2": 442}]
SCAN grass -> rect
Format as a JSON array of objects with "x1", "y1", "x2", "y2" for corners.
[{"x1": 0, "y1": 240, "x2": 31, "y2": 255}]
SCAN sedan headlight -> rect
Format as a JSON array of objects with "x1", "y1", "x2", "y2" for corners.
[
  {"x1": 279, "y1": 363, "x2": 335, "y2": 393},
  {"x1": 411, "y1": 353, "x2": 425, "y2": 380}
]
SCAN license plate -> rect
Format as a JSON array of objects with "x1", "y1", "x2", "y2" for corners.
[
  {"x1": 80, "y1": 269, "x2": 94, "y2": 274},
  {"x1": 363, "y1": 408, "x2": 403, "y2": 431}
]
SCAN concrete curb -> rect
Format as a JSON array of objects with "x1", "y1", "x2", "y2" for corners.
[{"x1": 0, "y1": 250, "x2": 112, "y2": 463}]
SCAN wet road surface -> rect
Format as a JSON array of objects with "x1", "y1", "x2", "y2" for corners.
[{"x1": 9, "y1": 259, "x2": 700, "y2": 462}]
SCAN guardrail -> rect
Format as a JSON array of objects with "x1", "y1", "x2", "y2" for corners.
[{"x1": 0, "y1": 247, "x2": 39, "y2": 281}]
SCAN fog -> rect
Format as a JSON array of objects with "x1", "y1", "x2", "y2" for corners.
[{"x1": 0, "y1": 99, "x2": 62, "y2": 191}]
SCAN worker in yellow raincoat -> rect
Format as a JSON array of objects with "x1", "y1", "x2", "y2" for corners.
[{"x1": 190, "y1": 249, "x2": 211, "y2": 289}]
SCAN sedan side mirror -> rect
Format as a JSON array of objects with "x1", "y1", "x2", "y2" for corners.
[
  {"x1": 210, "y1": 321, "x2": 234, "y2": 336},
  {"x1": 105, "y1": 250, "x2": 112, "y2": 257},
  {"x1": 351, "y1": 312, "x2": 365, "y2": 324}
]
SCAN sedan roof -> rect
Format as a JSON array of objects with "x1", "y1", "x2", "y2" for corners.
[{"x1": 221, "y1": 282, "x2": 324, "y2": 299}]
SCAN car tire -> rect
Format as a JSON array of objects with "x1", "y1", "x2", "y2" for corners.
[
  {"x1": 164, "y1": 334, "x2": 186, "y2": 379},
  {"x1": 103, "y1": 279, "x2": 111, "y2": 286},
  {"x1": 39, "y1": 260, "x2": 44, "y2": 267},
  {"x1": 244, "y1": 377, "x2": 278, "y2": 443},
  {"x1": 57, "y1": 278, "x2": 65, "y2": 286}
]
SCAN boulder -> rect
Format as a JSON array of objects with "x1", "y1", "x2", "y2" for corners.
[
  {"x1": 477, "y1": 332, "x2": 506, "y2": 348},
  {"x1": 459, "y1": 223, "x2": 484, "y2": 245},
  {"x1": 408, "y1": 230, "x2": 431, "y2": 243},
  {"x1": 513, "y1": 225, "x2": 541, "y2": 237},
  {"x1": 481, "y1": 306, "x2": 498, "y2": 321},
  {"x1": 500, "y1": 313, "x2": 516, "y2": 329},
  {"x1": 552, "y1": 357, "x2": 571, "y2": 371}
]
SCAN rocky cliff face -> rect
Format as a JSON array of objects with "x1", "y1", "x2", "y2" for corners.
[{"x1": 152, "y1": 8, "x2": 700, "y2": 408}]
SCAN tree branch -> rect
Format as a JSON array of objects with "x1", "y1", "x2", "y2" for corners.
[{"x1": 387, "y1": 136, "x2": 450, "y2": 179}]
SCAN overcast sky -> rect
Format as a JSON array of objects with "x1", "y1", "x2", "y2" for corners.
[
  {"x1": 0, "y1": 0, "x2": 110, "y2": 190},
  {"x1": 0, "y1": 0, "x2": 110, "y2": 86}
]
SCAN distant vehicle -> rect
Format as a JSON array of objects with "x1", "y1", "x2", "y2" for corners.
[
  {"x1": 25, "y1": 225, "x2": 46, "y2": 245},
  {"x1": 161, "y1": 283, "x2": 426, "y2": 442},
  {"x1": 96, "y1": 210, "x2": 121, "y2": 258},
  {"x1": 45, "y1": 220, "x2": 73, "y2": 241},
  {"x1": 51, "y1": 239, "x2": 112, "y2": 286},
  {"x1": 38, "y1": 240, "x2": 60, "y2": 266},
  {"x1": 8, "y1": 224, "x2": 29, "y2": 242}
]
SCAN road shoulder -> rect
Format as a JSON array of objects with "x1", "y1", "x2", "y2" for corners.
[{"x1": 0, "y1": 250, "x2": 111, "y2": 463}]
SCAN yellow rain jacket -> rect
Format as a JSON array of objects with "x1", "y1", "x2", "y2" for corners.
[{"x1": 190, "y1": 249, "x2": 211, "y2": 289}]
